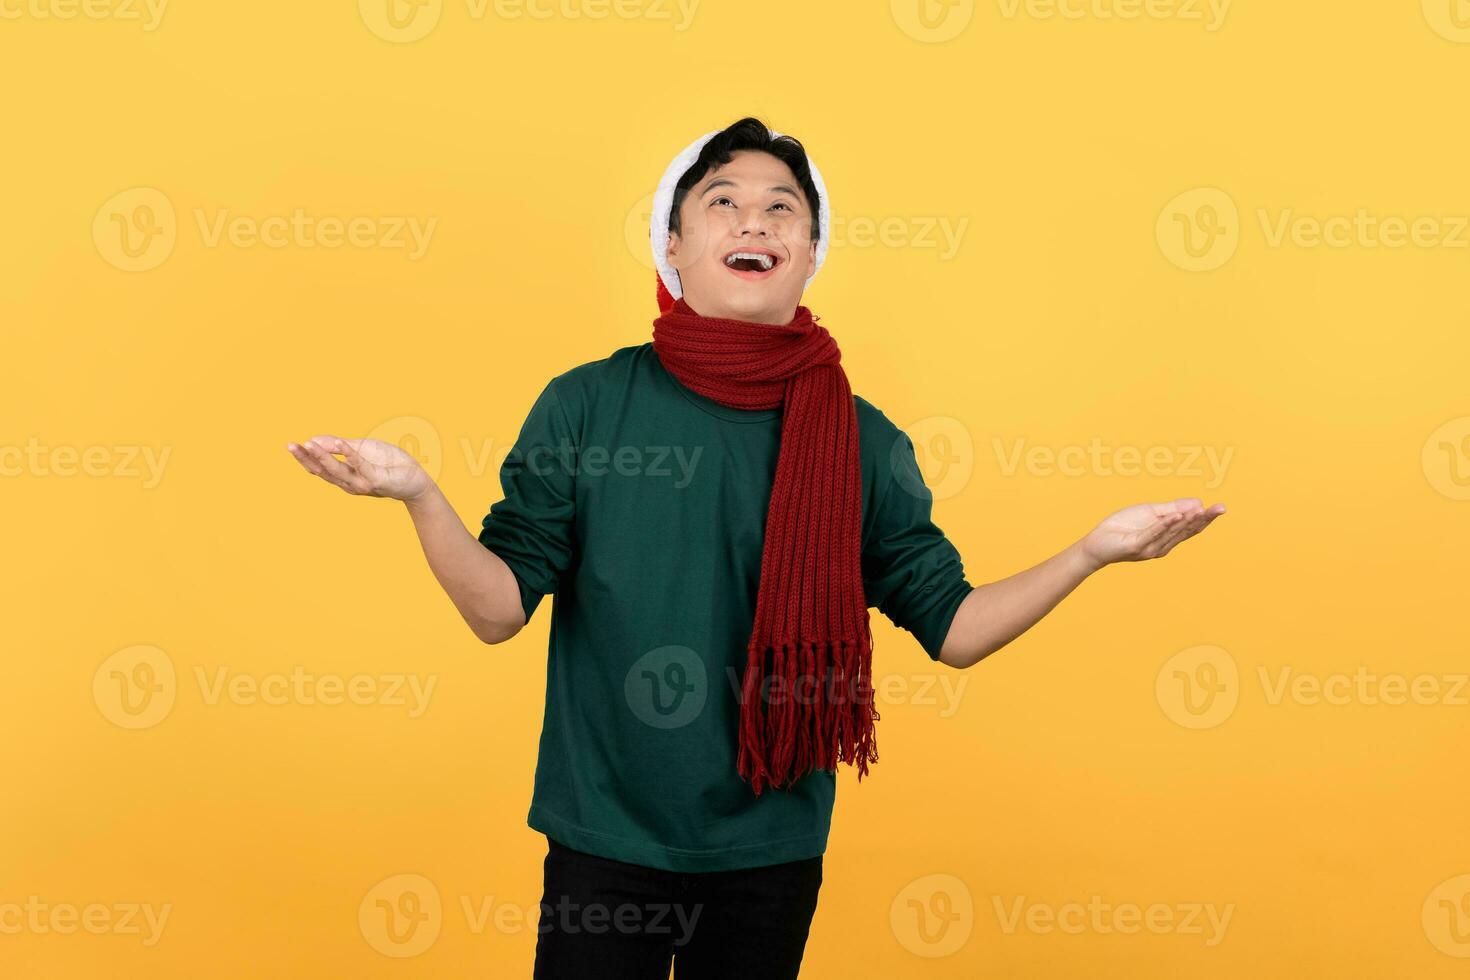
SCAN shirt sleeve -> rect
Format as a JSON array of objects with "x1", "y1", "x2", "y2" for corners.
[
  {"x1": 861, "y1": 426, "x2": 974, "y2": 661},
  {"x1": 477, "y1": 378, "x2": 579, "y2": 623}
]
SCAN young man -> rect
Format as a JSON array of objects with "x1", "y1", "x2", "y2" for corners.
[{"x1": 287, "y1": 117, "x2": 1225, "y2": 979}]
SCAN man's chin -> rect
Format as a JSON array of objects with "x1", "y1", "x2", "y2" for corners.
[{"x1": 696, "y1": 286, "x2": 799, "y2": 324}]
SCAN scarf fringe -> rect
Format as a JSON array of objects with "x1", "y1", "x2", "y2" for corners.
[{"x1": 736, "y1": 631, "x2": 880, "y2": 797}]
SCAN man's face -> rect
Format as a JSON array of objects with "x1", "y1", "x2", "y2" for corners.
[{"x1": 666, "y1": 149, "x2": 818, "y2": 325}]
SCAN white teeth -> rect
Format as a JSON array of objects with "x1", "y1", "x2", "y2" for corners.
[{"x1": 726, "y1": 251, "x2": 775, "y2": 271}]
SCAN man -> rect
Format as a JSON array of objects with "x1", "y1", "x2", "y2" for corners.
[{"x1": 287, "y1": 117, "x2": 1224, "y2": 979}]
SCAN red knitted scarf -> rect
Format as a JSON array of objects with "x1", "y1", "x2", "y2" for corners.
[{"x1": 652, "y1": 289, "x2": 878, "y2": 796}]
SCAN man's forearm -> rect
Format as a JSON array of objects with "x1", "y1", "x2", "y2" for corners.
[
  {"x1": 936, "y1": 538, "x2": 1102, "y2": 669},
  {"x1": 404, "y1": 482, "x2": 526, "y2": 644}
]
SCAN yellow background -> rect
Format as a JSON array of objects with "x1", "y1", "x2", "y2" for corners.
[{"x1": 4, "y1": 0, "x2": 1469, "y2": 976}]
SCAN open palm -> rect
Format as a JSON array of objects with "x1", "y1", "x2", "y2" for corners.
[
  {"x1": 1083, "y1": 497, "x2": 1226, "y2": 566},
  {"x1": 286, "y1": 435, "x2": 431, "y2": 502}
]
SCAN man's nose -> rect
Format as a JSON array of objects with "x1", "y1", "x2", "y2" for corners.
[{"x1": 736, "y1": 207, "x2": 772, "y2": 237}]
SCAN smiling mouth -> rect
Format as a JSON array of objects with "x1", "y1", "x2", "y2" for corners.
[{"x1": 723, "y1": 250, "x2": 781, "y2": 278}]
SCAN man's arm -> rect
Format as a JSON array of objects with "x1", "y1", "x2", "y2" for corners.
[
  {"x1": 404, "y1": 481, "x2": 527, "y2": 644},
  {"x1": 286, "y1": 435, "x2": 527, "y2": 645},
  {"x1": 936, "y1": 498, "x2": 1226, "y2": 669}
]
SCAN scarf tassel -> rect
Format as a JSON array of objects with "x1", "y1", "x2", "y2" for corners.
[{"x1": 736, "y1": 632, "x2": 880, "y2": 797}]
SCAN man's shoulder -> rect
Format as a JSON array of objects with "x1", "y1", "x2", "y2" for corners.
[
  {"x1": 854, "y1": 393, "x2": 906, "y2": 445},
  {"x1": 546, "y1": 342, "x2": 654, "y2": 400}
]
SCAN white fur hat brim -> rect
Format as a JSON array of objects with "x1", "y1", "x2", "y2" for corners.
[{"x1": 649, "y1": 126, "x2": 830, "y2": 302}]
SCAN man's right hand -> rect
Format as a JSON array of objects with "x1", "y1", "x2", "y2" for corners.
[{"x1": 287, "y1": 436, "x2": 432, "y2": 502}]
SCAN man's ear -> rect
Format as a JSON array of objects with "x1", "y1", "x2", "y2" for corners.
[
  {"x1": 804, "y1": 238, "x2": 818, "y2": 280},
  {"x1": 666, "y1": 229, "x2": 683, "y2": 268}
]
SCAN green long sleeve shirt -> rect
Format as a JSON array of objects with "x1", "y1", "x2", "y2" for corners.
[{"x1": 478, "y1": 342, "x2": 972, "y2": 872}]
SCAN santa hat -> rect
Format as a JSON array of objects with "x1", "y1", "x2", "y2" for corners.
[{"x1": 649, "y1": 125, "x2": 831, "y2": 313}]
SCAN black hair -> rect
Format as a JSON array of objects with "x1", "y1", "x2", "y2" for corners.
[{"x1": 667, "y1": 117, "x2": 821, "y2": 244}]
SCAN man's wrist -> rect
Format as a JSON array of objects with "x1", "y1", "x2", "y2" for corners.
[
  {"x1": 402, "y1": 479, "x2": 442, "y2": 513},
  {"x1": 1067, "y1": 536, "x2": 1107, "y2": 577}
]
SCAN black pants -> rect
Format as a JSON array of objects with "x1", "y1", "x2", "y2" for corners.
[{"x1": 532, "y1": 837, "x2": 823, "y2": 979}]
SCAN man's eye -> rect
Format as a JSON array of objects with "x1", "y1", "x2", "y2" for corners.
[
  {"x1": 770, "y1": 202, "x2": 793, "y2": 212},
  {"x1": 712, "y1": 197, "x2": 735, "y2": 207}
]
